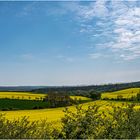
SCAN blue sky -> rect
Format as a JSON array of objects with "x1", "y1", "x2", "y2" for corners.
[{"x1": 0, "y1": 1, "x2": 140, "y2": 86}]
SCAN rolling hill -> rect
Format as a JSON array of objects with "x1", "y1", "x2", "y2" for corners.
[{"x1": 101, "y1": 88, "x2": 140, "y2": 99}]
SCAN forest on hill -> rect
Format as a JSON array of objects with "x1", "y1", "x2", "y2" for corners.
[
  {"x1": 31, "y1": 81, "x2": 140, "y2": 96},
  {"x1": 1, "y1": 81, "x2": 140, "y2": 98}
]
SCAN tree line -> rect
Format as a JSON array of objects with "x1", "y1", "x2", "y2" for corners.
[{"x1": 31, "y1": 81, "x2": 140, "y2": 97}]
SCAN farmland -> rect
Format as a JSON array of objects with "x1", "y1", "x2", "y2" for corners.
[
  {"x1": 0, "y1": 91, "x2": 91, "y2": 101},
  {"x1": 70, "y1": 95, "x2": 92, "y2": 101},
  {"x1": 0, "y1": 99, "x2": 51, "y2": 110},
  {"x1": 0, "y1": 88, "x2": 140, "y2": 139},
  {"x1": 1, "y1": 99, "x2": 140, "y2": 122},
  {"x1": 0, "y1": 91, "x2": 92, "y2": 111},
  {"x1": 0, "y1": 92, "x2": 46, "y2": 100},
  {"x1": 0, "y1": 88, "x2": 140, "y2": 121},
  {"x1": 0, "y1": 100, "x2": 112, "y2": 121},
  {"x1": 0, "y1": 88, "x2": 140, "y2": 122},
  {"x1": 101, "y1": 88, "x2": 140, "y2": 99},
  {"x1": 0, "y1": 91, "x2": 95, "y2": 121}
]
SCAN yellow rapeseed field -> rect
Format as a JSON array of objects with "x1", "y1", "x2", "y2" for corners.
[
  {"x1": 0, "y1": 92, "x2": 91, "y2": 101},
  {"x1": 0, "y1": 92, "x2": 92, "y2": 122},
  {"x1": 70, "y1": 96, "x2": 92, "y2": 101},
  {"x1": 0, "y1": 100, "x2": 104, "y2": 122},
  {"x1": 1, "y1": 90, "x2": 140, "y2": 124},
  {"x1": 2, "y1": 100, "x2": 139, "y2": 122},
  {"x1": 0, "y1": 92, "x2": 46, "y2": 100},
  {"x1": 101, "y1": 88, "x2": 140, "y2": 99}
]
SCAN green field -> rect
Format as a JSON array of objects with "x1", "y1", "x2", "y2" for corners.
[
  {"x1": 0, "y1": 99, "x2": 51, "y2": 111},
  {"x1": 101, "y1": 88, "x2": 140, "y2": 99}
]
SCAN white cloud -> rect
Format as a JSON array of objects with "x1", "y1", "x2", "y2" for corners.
[
  {"x1": 67, "y1": 0, "x2": 140, "y2": 61},
  {"x1": 61, "y1": 0, "x2": 109, "y2": 21},
  {"x1": 92, "y1": 0, "x2": 108, "y2": 18},
  {"x1": 110, "y1": 4, "x2": 140, "y2": 60},
  {"x1": 78, "y1": 0, "x2": 140, "y2": 61},
  {"x1": 120, "y1": 53, "x2": 140, "y2": 61},
  {"x1": 17, "y1": 1, "x2": 140, "y2": 61}
]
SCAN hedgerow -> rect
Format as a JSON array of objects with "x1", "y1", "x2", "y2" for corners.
[{"x1": 0, "y1": 104, "x2": 140, "y2": 139}]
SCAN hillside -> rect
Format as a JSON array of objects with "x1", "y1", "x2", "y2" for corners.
[
  {"x1": 1, "y1": 81, "x2": 140, "y2": 94},
  {"x1": 1, "y1": 99, "x2": 140, "y2": 122},
  {"x1": 0, "y1": 92, "x2": 45, "y2": 100},
  {"x1": 102, "y1": 88, "x2": 140, "y2": 99},
  {"x1": 0, "y1": 91, "x2": 92, "y2": 110},
  {"x1": 31, "y1": 81, "x2": 140, "y2": 95}
]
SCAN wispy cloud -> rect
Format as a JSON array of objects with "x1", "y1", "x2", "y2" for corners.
[
  {"x1": 61, "y1": 1, "x2": 109, "y2": 21},
  {"x1": 109, "y1": 2, "x2": 140, "y2": 61},
  {"x1": 65, "y1": 0, "x2": 140, "y2": 61},
  {"x1": 16, "y1": 2, "x2": 38, "y2": 17},
  {"x1": 16, "y1": 1, "x2": 140, "y2": 61}
]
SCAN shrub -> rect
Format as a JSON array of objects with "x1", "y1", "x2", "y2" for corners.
[
  {"x1": 89, "y1": 92, "x2": 101, "y2": 100},
  {"x1": 0, "y1": 114, "x2": 53, "y2": 139},
  {"x1": 59, "y1": 104, "x2": 140, "y2": 139},
  {"x1": 60, "y1": 105, "x2": 103, "y2": 139},
  {"x1": 1, "y1": 104, "x2": 140, "y2": 139},
  {"x1": 136, "y1": 93, "x2": 140, "y2": 101},
  {"x1": 117, "y1": 95, "x2": 123, "y2": 100},
  {"x1": 99, "y1": 104, "x2": 140, "y2": 139}
]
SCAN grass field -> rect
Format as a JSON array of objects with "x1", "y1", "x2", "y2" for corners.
[
  {"x1": 101, "y1": 88, "x2": 140, "y2": 99},
  {"x1": 0, "y1": 99, "x2": 51, "y2": 110}
]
